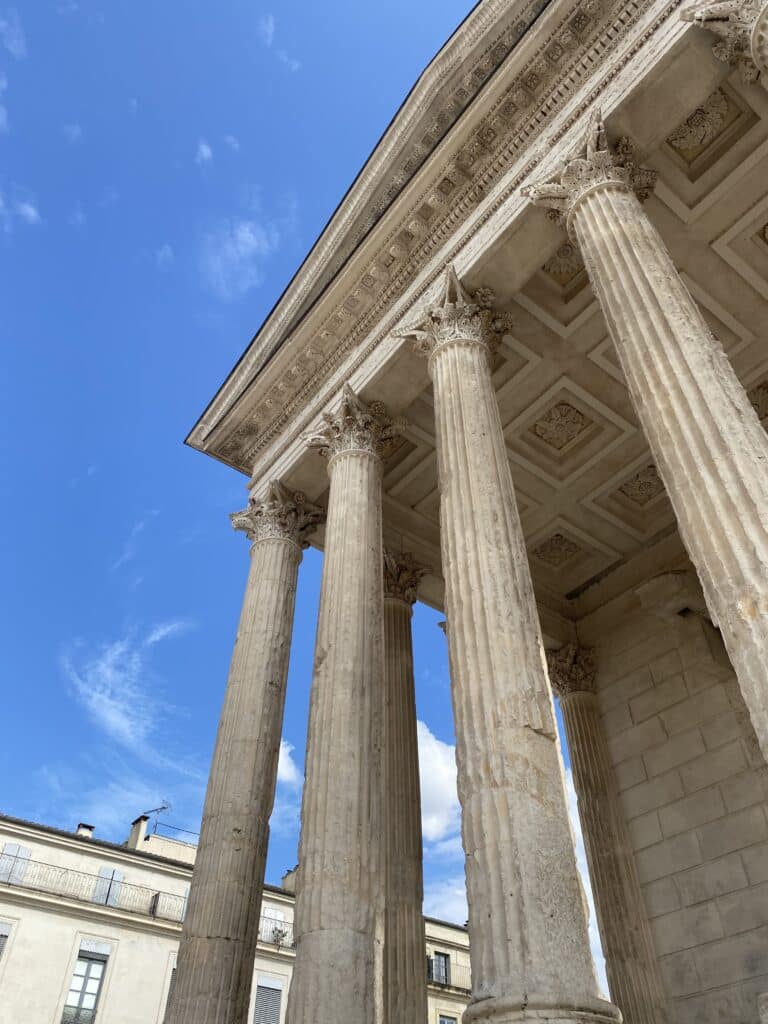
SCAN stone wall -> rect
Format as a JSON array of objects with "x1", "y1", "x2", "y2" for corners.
[{"x1": 581, "y1": 593, "x2": 768, "y2": 1023}]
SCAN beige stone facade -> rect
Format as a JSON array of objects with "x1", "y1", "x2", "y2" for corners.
[{"x1": 179, "y1": 1, "x2": 768, "y2": 1022}]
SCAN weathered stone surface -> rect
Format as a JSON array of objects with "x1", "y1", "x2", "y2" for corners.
[
  {"x1": 525, "y1": 110, "x2": 768, "y2": 768},
  {"x1": 550, "y1": 644, "x2": 668, "y2": 1024},
  {"x1": 286, "y1": 388, "x2": 393, "y2": 1024},
  {"x1": 382, "y1": 551, "x2": 428, "y2": 1024},
  {"x1": 401, "y1": 268, "x2": 619, "y2": 1024},
  {"x1": 166, "y1": 483, "x2": 322, "y2": 1024}
]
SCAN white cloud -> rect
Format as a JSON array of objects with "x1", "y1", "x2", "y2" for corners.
[
  {"x1": 277, "y1": 49, "x2": 300, "y2": 73},
  {"x1": 15, "y1": 200, "x2": 41, "y2": 224},
  {"x1": 417, "y1": 720, "x2": 460, "y2": 843},
  {"x1": 155, "y1": 243, "x2": 174, "y2": 272},
  {"x1": 61, "y1": 622, "x2": 192, "y2": 754},
  {"x1": 277, "y1": 740, "x2": 302, "y2": 787},
  {"x1": 0, "y1": 73, "x2": 8, "y2": 133},
  {"x1": 195, "y1": 138, "x2": 213, "y2": 165},
  {"x1": 224, "y1": 134, "x2": 240, "y2": 152},
  {"x1": 257, "y1": 13, "x2": 275, "y2": 47},
  {"x1": 110, "y1": 510, "x2": 158, "y2": 570},
  {"x1": 200, "y1": 216, "x2": 281, "y2": 300},
  {"x1": 564, "y1": 768, "x2": 608, "y2": 996},
  {"x1": 0, "y1": 8, "x2": 26, "y2": 59},
  {"x1": 423, "y1": 874, "x2": 467, "y2": 924},
  {"x1": 62, "y1": 122, "x2": 82, "y2": 143}
]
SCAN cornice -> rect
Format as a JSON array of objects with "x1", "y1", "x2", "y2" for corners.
[{"x1": 191, "y1": 0, "x2": 684, "y2": 477}]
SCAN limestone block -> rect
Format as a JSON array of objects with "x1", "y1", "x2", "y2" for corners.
[
  {"x1": 607, "y1": 717, "x2": 668, "y2": 764},
  {"x1": 717, "y1": 881, "x2": 768, "y2": 935},
  {"x1": 643, "y1": 731, "x2": 706, "y2": 778},
  {"x1": 679, "y1": 741, "x2": 748, "y2": 794},
  {"x1": 650, "y1": 902, "x2": 724, "y2": 955},
  {"x1": 675, "y1": 853, "x2": 750, "y2": 906},
  {"x1": 658, "y1": 786, "x2": 726, "y2": 838},
  {"x1": 630, "y1": 675, "x2": 688, "y2": 725},
  {"x1": 620, "y1": 769, "x2": 685, "y2": 820},
  {"x1": 636, "y1": 832, "x2": 703, "y2": 884},
  {"x1": 697, "y1": 807, "x2": 768, "y2": 860},
  {"x1": 659, "y1": 685, "x2": 731, "y2": 736},
  {"x1": 741, "y1": 842, "x2": 768, "y2": 885}
]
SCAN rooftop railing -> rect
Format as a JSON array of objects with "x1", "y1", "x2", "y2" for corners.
[
  {"x1": 0, "y1": 851, "x2": 187, "y2": 923},
  {"x1": 427, "y1": 957, "x2": 471, "y2": 993}
]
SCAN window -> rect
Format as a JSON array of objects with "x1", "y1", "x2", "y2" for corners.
[
  {"x1": 164, "y1": 965, "x2": 177, "y2": 1016},
  {"x1": 91, "y1": 868, "x2": 123, "y2": 908},
  {"x1": 0, "y1": 921, "x2": 10, "y2": 960},
  {"x1": 429, "y1": 951, "x2": 450, "y2": 985},
  {"x1": 254, "y1": 979, "x2": 282, "y2": 1024},
  {"x1": 0, "y1": 843, "x2": 31, "y2": 885},
  {"x1": 61, "y1": 953, "x2": 107, "y2": 1023},
  {"x1": 439, "y1": 1017, "x2": 458, "y2": 1024}
]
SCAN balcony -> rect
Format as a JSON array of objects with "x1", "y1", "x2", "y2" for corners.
[
  {"x1": 427, "y1": 957, "x2": 471, "y2": 993},
  {"x1": 0, "y1": 852, "x2": 187, "y2": 922},
  {"x1": 258, "y1": 914, "x2": 296, "y2": 948}
]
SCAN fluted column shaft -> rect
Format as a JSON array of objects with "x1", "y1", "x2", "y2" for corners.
[
  {"x1": 287, "y1": 386, "x2": 396, "y2": 1024},
  {"x1": 550, "y1": 647, "x2": 667, "y2": 1023},
  {"x1": 403, "y1": 269, "x2": 620, "y2": 1024},
  {"x1": 383, "y1": 553, "x2": 428, "y2": 1024},
  {"x1": 525, "y1": 116, "x2": 768, "y2": 765},
  {"x1": 167, "y1": 484, "x2": 319, "y2": 1024}
]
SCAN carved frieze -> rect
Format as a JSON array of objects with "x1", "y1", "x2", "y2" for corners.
[
  {"x1": 617, "y1": 463, "x2": 665, "y2": 506},
  {"x1": 230, "y1": 480, "x2": 324, "y2": 545},
  {"x1": 681, "y1": 0, "x2": 768, "y2": 83},
  {"x1": 542, "y1": 242, "x2": 585, "y2": 285},
  {"x1": 667, "y1": 89, "x2": 729, "y2": 154}
]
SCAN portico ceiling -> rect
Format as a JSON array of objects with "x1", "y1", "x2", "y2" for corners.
[{"x1": 187, "y1": 2, "x2": 768, "y2": 631}]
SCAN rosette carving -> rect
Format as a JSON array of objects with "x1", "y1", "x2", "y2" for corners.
[
  {"x1": 522, "y1": 110, "x2": 657, "y2": 234},
  {"x1": 383, "y1": 549, "x2": 428, "y2": 604},
  {"x1": 306, "y1": 383, "x2": 404, "y2": 460},
  {"x1": 394, "y1": 265, "x2": 513, "y2": 362},
  {"x1": 681, "y1": 0, "x2": 768, "y2": 83},
  {"x1": 546, "y1": 643, "x2": 597, "y2": 697},
  {"x1": 230, "y1": 480, "x2": 324, "y2": 545}
]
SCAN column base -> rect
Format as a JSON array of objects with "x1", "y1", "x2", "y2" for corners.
[{"x1": 464, "y1": 994, "x2": 622, "y2": 1024}]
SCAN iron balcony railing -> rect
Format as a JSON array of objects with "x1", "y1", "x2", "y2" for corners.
[
  {"x1": 258, "y1": 914, "x2": 296, "y2": 948},
  {"x1": 427, "y1": 957, "x2": 471, "y2": 993},
  {"x1": 0, "y1": 851, "x2": 187, "y2": 922}
]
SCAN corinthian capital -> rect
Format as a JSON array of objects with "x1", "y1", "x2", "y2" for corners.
[
  {"x1": 681, "y1": 0, "x2": 768, "y2": 82},
  {"x1": 383, "y1": 549, "x2": 428, "y2": 604},
  {"x1": 546, "y1": 644, "x2": 597, "y2": 698},
  {"x1": 306, "y1": 383, "x2": 404, "y2": 461},
  {"x1": 231, "y1": 480, "x2": 324, "y2": 546},
  {"x1": 522, "y1": 110, "x2": 657, "y2": 231},
  {"x1": 394, "y1": 265, "x2": 513, "y2": 362}
]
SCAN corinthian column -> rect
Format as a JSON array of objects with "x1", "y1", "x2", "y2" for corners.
[
  {"x1": 397, "y1": 269, "x2": 620, "y2": 1024},
  {"x1": 547, "y1": 645, "x2": 668, "y2": 1024},
  {"x1": 523, "y1": 111, "x2": 768, "y2": 765},
  {"x1": 286, "y1": 385, "x2": 400, "y2": 1024},
  {"x1": 681, "y1": 0, "x2": 768, "y2": 85},
  {"x1": 382, "y1": 550, "x2": 428, "y2": 1024},
  {"x1": 166, "y1": 483, "x2": 322, "y2": 1024}
]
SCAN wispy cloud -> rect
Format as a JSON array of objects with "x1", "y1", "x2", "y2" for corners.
[
  {"x1": 15, "y1": 199, "x2": 41, "y2": 224},
  {"x1": 423, "y1": 874, "x2": 467, "y2": 924},
  {"x1": 0, "y1": 8, "x2": 26, "y2": 59},
  {"x1": 62, "y1": 122, "x2": 83, "y2": 144},
  {"x1": 200, "y1": 216, "x2": 281, "y2": 300},
  {"x1": 0, "y1": 73, "x2": 8, "y2": 132},
  {"x1": 0, "y1": 185, "x2": 42, "y2": 232},
  {"x1": 61, "y1": 621, "x2": 195, "y2": 755},
  {"x1": 68, "y1": 203, "x2": 86, "y2": 227},
  {"x1": 110, "y1": 510, "x2": 158, "y2": 571},
  {"x1": 257, "y1": 13, "x2": 275, "y2": 47},
  {"x1": 257, "y1": 13, "x2": 300, "y2": 73},
  {"x1": 224, "y1": 134, "x2": 240, "y2": 152},
  {"x1": 155, "y1": 242, "x2": 174, "y2": 272},
  {"x1": 195, "y1": 138, "x2": 213, "y2": 165}
]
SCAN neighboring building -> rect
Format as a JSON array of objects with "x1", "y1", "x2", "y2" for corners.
[{"x1": 0, "y1": 813, "x2": 469, "y2": 1023}]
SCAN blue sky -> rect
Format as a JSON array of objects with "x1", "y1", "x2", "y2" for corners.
[{"x1": 0, "y1": 0, "x2": 605, "y2": 978}]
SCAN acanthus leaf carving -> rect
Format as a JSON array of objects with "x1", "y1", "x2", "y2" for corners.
[
  {"x1": 681, "y1": 0, "x2": 768, "y2": 83},
  {"x1": 521, "y1": 109, "x2": 657, "y2": 235},
  {"x1": 230, "y1": 480, "x2": 325, "y2": 546},
  {"x1": 383, "y1": 550, "x2": 428, "y2": 604},
  {"x1": 305, "y1": 383, "x2": 404, "y2": 461},
  {"x1": 546, "y1": 643, "x2": 597, "y2": 697},
  {"x1": 394, "y1": 265, "x2": 513, "y2": 362}
]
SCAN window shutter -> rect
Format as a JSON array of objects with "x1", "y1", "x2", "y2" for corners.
[
  {"x1": 0, "y1": 932, "x2": 8, "y2": 960},
  {"x1": 92, "y1": 867, "x2": 123, "y2": 907},
  {"x1": 254, "y1": 984, "x2": 282, "y2": 1024}
]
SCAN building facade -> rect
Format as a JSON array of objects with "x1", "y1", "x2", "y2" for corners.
[
  {"x1": 0, "y1": 814, "x2": 469, "y2": 1024},
  {"x1": 170, "y1": 0, "x2": 768, "y2": 1022}
]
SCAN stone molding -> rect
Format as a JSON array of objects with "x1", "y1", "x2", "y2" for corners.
[
  {"x1": 522, "y1": 109, "x2": 657, "y2": 236},
  {"x1": 546, "y1": 643, "x2": 598, "y2": 696},
  {"x1": 383, "y1": 550, "x2": 428, "y2": 605},
  {"x1": 634, "y1": 569, "x2": 711, "y2": 623},
  {"x1": 681, "y1": 0, "x2": 768, "y2": 83},
  {"x1": 306, "y1": 383, "x2": 403, "y2": 462},
  {"x1": 396, "y1": 265, "x2": 513, "y2": 366},
  {"x1": 190, "y1": 0, "x2": 679, "y2": 475},
  {"x1": 230, "y1": 480, "x2": 324, "y2": 546}
]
